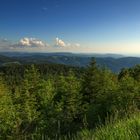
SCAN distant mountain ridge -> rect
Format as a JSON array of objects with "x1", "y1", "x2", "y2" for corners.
[
  {"x1": 0, "y1": 52, "x2": 140, "y2": 72},
  {"x1": 0, "y1": 52, "x2": 125, "y2": 58}
]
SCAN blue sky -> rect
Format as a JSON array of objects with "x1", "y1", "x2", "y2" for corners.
[{"x1": 1, "y1": 0, "x2": 140, "y2": 54}]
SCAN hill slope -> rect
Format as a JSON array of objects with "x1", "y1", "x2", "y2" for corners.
[{"x1": 0, "y1": 53, "x2": 140, "y2": 72}]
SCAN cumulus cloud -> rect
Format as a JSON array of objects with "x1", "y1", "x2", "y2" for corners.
[
  {"x1": 0, "y1": 37, "x2": 81, "y2": 52},
  {"x1": 6, "y1": 37, "x2": 51, "y2": 52},
  {"x1": 55, "y1": 37, "x2": 66, "y2": 47},
  {"x1": 17, "y1": 38, "x2": 47, "y2": 48},
  {"x1": 55, "y1": 37, "x2": 81, "y2": 48}
]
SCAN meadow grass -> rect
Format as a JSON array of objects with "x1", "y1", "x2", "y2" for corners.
[{"x1": 74, "y1": 113, "x2": 140, "y2": 140}]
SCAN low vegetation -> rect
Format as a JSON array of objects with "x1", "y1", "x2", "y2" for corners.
[{"x1": 73, "y1": 113, "x2": 140, "y2": 140}]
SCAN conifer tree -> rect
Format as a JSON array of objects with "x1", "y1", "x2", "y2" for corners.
[
  {"x1": 0, "y1": 76, "x2": 16, "y2": 137},
  {"x1": 54, "y1": 70, "x2": 82, "y2": 134}
]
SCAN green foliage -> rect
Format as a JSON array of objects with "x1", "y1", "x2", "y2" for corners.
[
  {"x1": 54, "y1": 71, "x2": 82, "y2": 134},
  {"x1": 0, "y1": 76, "x2": 17, "y2": 137},
  {"x1": 0, "y1": 61, "x2": 140, "y2": 139}
]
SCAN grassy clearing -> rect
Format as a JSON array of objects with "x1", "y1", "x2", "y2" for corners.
[{"x1": 73, "y1": 113, "x2": 140, "y2": 140}]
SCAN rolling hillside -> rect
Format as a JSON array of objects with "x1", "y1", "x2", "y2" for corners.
[{"x1": 0, "y1": 52, "x2": 140, "y2": 72}]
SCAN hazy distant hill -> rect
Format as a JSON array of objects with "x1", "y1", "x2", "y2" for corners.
[
  {"x1": 0, "y1": 52, "x2": 124, "y2": 58},
  {"x1": 0, "y1": 52, "x2": 140, "y2": 72},
  {"x1": 0, "y1": 55, "x2": 17, "y2": 65}
]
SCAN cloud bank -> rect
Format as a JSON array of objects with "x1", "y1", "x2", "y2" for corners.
[
  {"x1": 17, "y1": 38, "x2": 48, "y2": 48},
  {"x1": 0, "y1": 37, "x2": 81, "y2": 52}
]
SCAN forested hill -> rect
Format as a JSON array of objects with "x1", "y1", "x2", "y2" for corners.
[{"x1": 0, "y1": 53, "x2": 140, "y2": 72}]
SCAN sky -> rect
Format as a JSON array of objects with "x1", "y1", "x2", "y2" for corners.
[{"x1": 0, "y1": 0, "x2": 140, "y2": 54}]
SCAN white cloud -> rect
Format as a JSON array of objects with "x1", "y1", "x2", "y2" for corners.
[
  {"x1": 55, "y1": 37, "x2": 66, "y2": 47},
  {"x1": 0, "y1": 37, "x2": 81, "y2": 52},
  {"x1": 55, "y1": 37, "x2": 81, "y2": 48},
  {"x1": 6, "y1": 37, "x2": 51, "y2": 52},
  {"x1": 17, "y1": 38, "x2": 47, "y2": 48}
]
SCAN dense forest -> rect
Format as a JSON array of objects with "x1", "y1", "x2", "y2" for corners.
[{"x1": 0, "y1": 58, "x2": 140, "y2": 139}]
